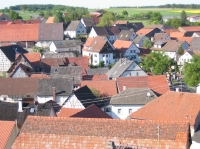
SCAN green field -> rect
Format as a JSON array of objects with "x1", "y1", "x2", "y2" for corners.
[{"x1": 17, "y1": 11, "x2": 39, "y2": 20}]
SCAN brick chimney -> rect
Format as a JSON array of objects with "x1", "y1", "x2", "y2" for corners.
[{"x1": 52, "y1": 87, "x2": 56, "y2": 102}]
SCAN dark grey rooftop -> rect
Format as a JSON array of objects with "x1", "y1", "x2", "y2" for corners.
[
  {"x1": 190, "y1": 37, "x2": 200, "y2": 50},
  {"x1": 133, "y1": 34, "x2": 146, "y2": 44},
  {"x1": 65, "y1": 21, "x2": 82, "y2": 31},
  {"x1": 81, "y1": 18, "x2": 95, "y2": 27},
  {"x1": 43, "y1": 52, "x2": 76, "y2": 58},
  {"x1": 117, "y1": 30, "x2": 135, "y2": 41},
  {"x1": 110, "y1": 88, "x2": 157, "y2": 105},
  {"x1": 86, "y1": 68, "x2": 109, "y2": 75},
  {"x1": 53, "y1": 39, "x2": 82, "y2": 48}
]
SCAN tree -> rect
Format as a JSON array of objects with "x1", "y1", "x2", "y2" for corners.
[
  {"x1": 39, "y1": 11, "x2": 45, "y2": 17},
  {"x1": 54, "y1": 11, "x2": 64, "y2": 23},
  {"x1": 20, "y1": 5, "x2": 27, "y2": 11},
  {"x1": 150, "y1": 12, "x2": 162, "y2": 24},
  {"x1": 44, "y1": 10, "x2": 53, "y2": 19},
  {"x1": 9, "y1": 10, "x2": 22, "y2": 20},
  {"x1": 177, "y1": 45, "x2": 184, "y2": 56},
  {"x1": 183, "y1": 55, "x2": 200, "y2": 87},
  {"x1": 98, "y1": 61, "x2": 104, "y2": 67},
  {"x1": 97, "y1": 12, "x2": 115, "y2": 26},
  {"x1": 140, "y1": 51, "x2": 175, "y2": 75},
  {"x1": 143, "y1": 38, "x2": 153, "y2": 49},
  {"x1": 122, "y1": 10, "x2": 128, "y2": 16},
  {"x1": 180, "y1": 10, "x2": 187, "y2": 25},
  {"x1": 171, "y1": 18, "x2": 182, "y2": 29}
]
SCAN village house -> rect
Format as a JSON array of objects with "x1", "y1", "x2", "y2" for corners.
[
  {"x1": 116, "y1": 30, "x2": 136, "y2": 41},
  {"x1": 82, "y1": 36, "x2": 116, "y2": 66},
  {"x1": 0, "y1": 120, "x2": 18, "y2": 149},
  {"x1": 190, "y1": 37, "x2": 200, "y2": 50},
  {"x1": 12, "y1": 116, "x2": 191, "y2": 149},
  {"x1": 106, "y1": 58, "x2": 147, "y2": 80},
  {"x1": 64, "y1": 20, "x2": 86, "y2": 38},
  {"x1": 162, "y1": 16, "x2": 180, "y2": 22},
  {"x1": 178, "y1": 51, "x2": 194, "y2": 66},
  {"x1": 89, "y1": 26, "x2": 120, "y2": 43},
  {"x1": 178, "y1": 26, "x2": 200, "y2": 37},
  {"x1": 113, "y1": 21, "x2": 144, "y2": 32},
  {"x1": 49, "y1": 39, "x2": 82, "y2": 54},
  {"x1": 129, "y1": 91, "x2": 200, "y2": 136},
  {"x1": 187, "y1": 15, "x2": 200, "y2": 22},
  {"x1": 81, "y1": 18, "x2": 95, "y2": 33},
  {"x1": 133, "y1": 34, "x2": 148, "y2": 47},
  {"x1": 103, "y1": 88, "x2": 157, "y2": 119},
  {"x1": 113, "y1": 40, "x2": 140, "y2": 62},
  {"x1": 0, "y1": 13, "x2": 11, "y2": 21},
  {"x1": 192, "y1": 32, "x2": 200, "y2": 37},
  {"x1": 136, "y1": 27, "x2": 162, "y2": 38},
  {"x1": 153, "y1": 32, "x2": 171, "y2": 42}
]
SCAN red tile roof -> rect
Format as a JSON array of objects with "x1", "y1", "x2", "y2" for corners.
[
  {"x1": 170, "y1": 32, "x2": 185, "y2": 38},
  {"x1": 0, "y1": 121, "x2": 16, "y2": 149},
  {"x1": 164, "y1": 29, "x2": 179, "y2": 34},
  {"x1": 84, "y1": 74, "x2": 108, "y2": 81},
  {"x1": 0, "y1": 24, "x2": 39, "y2": 42},
  {"x1": 46, "y1": 17, "x2": 54, "y2": 23},
  {"x1": 71, "y1": 104, "x2": 112, "y2": 118},
  {"x1": 30, "y1": 74, "x2": 49, "y2": 78},
  {"x1": 12, "y1": 116, "x2": 190, "y2": 149},
  {"x1": 81, "y1": 80, "x2": 117, "y2": 97},
  {"x1": 57, "y1": 108, "x2": 83, "y2": 117},
  {"x1": 16, "y1": 53, "x2": 41, "y2": 67},
  {"x1": 113, "y1": 40, "x2": 132, "y2": 55},
  {"x1": 116, "y1": 75, "x2": 169, "y2": 95},
  {"x1": 136, "y1": 28, "x2": 154, "y2": 35},
  {"x1": 179, "y1": 26, "x2": 200, "y2": 32},
  {"x1": 130, "y1": 91, "x2": 200, "y2": 126}
]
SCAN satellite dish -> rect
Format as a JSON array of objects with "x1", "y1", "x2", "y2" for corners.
[
  {"x1": 147, "y1": 92, "x2": 151, "y2": 97},
  {"x1": 35, "y1": 101, "x2": 39, "y2": 106}
]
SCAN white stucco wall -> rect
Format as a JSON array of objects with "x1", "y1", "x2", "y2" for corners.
[
  {"x1": 178, "y1": 52, "x2": 193, "y2": 65},
  {"x1": 62, "y1": 94, "x2": 85, "y2": 108},
  {"x1": 37, "y1": 96, "x2": 68, "y2": 105},
  {"x1": 35, "y1": 41, "x2": 51, "y2": 48},
  {"x1": 49, "y1": 42, "x2": 57, "y2": 52},
  {"x1": 88, "y1": 27, "x2": 98, "y2": 38},
  {"x1": 103, "y1": 104, "x2": 144, "y2": 119},
  {"x1": 0, "y1": 49, "x2": 12, "y2": 72},
  {"x1": 64, "y1": 22, "x2": 86, "y2": 38},
  {"x1": 190, "y1": 141, "x2": 200, "y2": 149},
  {"x1": 164, "y1": 52, "x2": 178, "y2": 61}
]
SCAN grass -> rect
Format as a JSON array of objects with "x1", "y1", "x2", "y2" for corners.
[{"x1": 17, "y1": 11, "x2": 39, "y2": 20}]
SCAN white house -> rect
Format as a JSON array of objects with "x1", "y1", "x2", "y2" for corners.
[
  {"x1": 82, "y1": 36, "x2": 116, "y2": 66},
  {"x1": 113, "y1": 40, "x2": 140, "y2": 62},
  {"x1": 178, "y1": 51, "x2": 194, "y2": 66},
  {"x1": 106, "y1": 58, "x2": 147, "y2": 80},
  {"x1": 133, "y1": 34, "x2": 148, "y2": 47},
  {"x1": 88, "y1": 26, "x2": 120, "y2": 43},
  {"x1": 49, "y1": 40, "x2": 82, "y2": 54},
  {"x1": 102, "y1": 88, "x2": 157, "y2": 119},
  {"x1": 192, "y1": 32, "x2": 200, "y2": 37},
  {"x1": 63, "y1": 86, "x2": 102, "y2": 109},
  {"x1": 64, "y1": 21, "x2": 86, "y2": 38},
  {"x1": 187, "y1": 15, "x2": 200, "y2": 22}
]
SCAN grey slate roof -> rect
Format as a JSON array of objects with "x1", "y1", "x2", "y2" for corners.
[
  {"x1": 82, "y1": 18, "x2": 95, "y2": 27},
  {"x1": 43, "y1": 52, "x2": 76, "y2": 58},
  {"x1": 38, "y1": 23, "x2": 64, "y2": 41},
  {"x1": 133, "y1": 34, "x2": 146, "y2": 44},
  {"x1": 0, "y1": 102, "x2": 54, "y2": 127},
  {"x1": 115, "y1": 22, "x2": 144, "y2": 32},
  {"x1": 37, "y1": 78, "x2": 73, "y2": 96},
  {"x1": 53, "y1": 39, "x2": 82, "y2": 48},
  {"x1": 50, "y1": 66, "x2": 82, "y2": 85},
  {"x1": 154, "y1": 33, "x2": 170, "y2": 42},
  {"x1": 93, "y1": 26, "x2": 120, "y2": 36},
  {"x1": 190, "y1": 37, "x2": 200, "y2": 50},
  {"x1": 0, "y1": 45, "x2": 28, "y2": 62},
  {"x1": 110, "y1": 88, "x2": 157, "y2": 105},
  {"x1": 65, "y1": 21, "x2": 81, "y2": 31},
  {"x1": 106, "y1": 58, "x2": 133, "y2": 78},
  {"x1": 192, "y1": 129, "x2": 200, "y2": 143},
  {"x1": 86, "y1": 68, "x2": 109, "y2": 75},
  {"x1": 117, "y1": 30, "x2": 135, "y2": 41}
]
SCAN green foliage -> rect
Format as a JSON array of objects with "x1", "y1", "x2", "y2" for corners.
[
  {"x1": 177, "y1": 46, "x2": 184, "y2": 55},
  {"x1": 97, "y1": 12, "x2": 116, "y2": 26},
  {"x1": 180, "y1": 10, "x2": 187, "y2": 23},
  {"x1": 165, "y1": 18, "x2": 182, "y2": 29},
  {"x1": 1, "y1": 72, "x2": 7, "y2": 78},
  {"x1": 107, "y1": 63, "x2": 116, "y2": 69},
  {"x1": 89, "y1": 87, "x2": 101, "y2": 98},
  {"x1": 122, "y1": 10, "x2": 128, "y2": 16},
  {"x1": 140, "y1": 51, "x2": 175, "y2": 75},
  {"x1": 9, "y1": 10, "x2": 22, "y2": 20},
  {"x1": 183, "y1": 55, "x2": 200, "y2": 87},
  {"x1": 44, "y1": 10, "x2": 53, "y2": 19},
  {"x1": 54, "y1": 11, "x2": 64, "y2": 23},
  {"x1": 39, "y1": 11, "x2": 45, "y2": 17},
  {"x1": 150, "y1": 12, "x2": 162, "y2": 24},
  {"x1": 98, "y1": 61, "x2": 105, "y2": 68},
  {"x1": 32, "y1": 46, "x2": 45, "y2": 53},
  {"x1": 143, "y1": 38, "x2": 153, "y2": 49}
]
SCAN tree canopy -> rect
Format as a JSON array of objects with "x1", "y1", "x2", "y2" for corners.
[
  {"x1": 97, "y1": 12, "x2": 115, "y2": 26},
  {"x1": 143, "y1": 38, "x2": 153, "y2": 49},
  {"x1": 9, "y1": 10, "x2": 22, "y2": 20},
  {"x1": 165, "y1": 18, "x2": 182, "y2": 29},
  {"x1": 140, "y1": 52, "x2": 175, "y2": 75},
  {"x1": 150, "y1": 12, "x2": 163, "y2": 24},
  {"x1": 183, "y1": 55, "x2": 200, "y2": 87},
  {"x1": 54, "y1": 11, "x2": 64, "y2": 23}
]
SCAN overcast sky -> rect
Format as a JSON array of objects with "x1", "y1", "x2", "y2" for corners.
[{"x1": 1, "y1": 0, "x2": 200, "y2": 9}]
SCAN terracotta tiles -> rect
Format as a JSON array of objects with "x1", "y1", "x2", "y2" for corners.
[
  {"x1": 16, "y1": 53, "x2": 41, "y2": 67},
  {"x1": 116, "y1": 75, "x2": 169, "y2": 95},
  {"x1": 57, "y1": 108, "x2": 83, "y2": 117},
  {"x1": 30, "y1": 74, "x2": 49, "y2": 78},
  {"x1": 46, "y1": 17, "x2": 55, "y2": 23},
  {"x1": 113, "y1": 40, "x2": 132, "y2": 54},
  {"x1": 0, "y1": 24, "x2": 39, "y2": 42},
  {"x1": 12, "y1": 116, "x2": 190, "y2": 149},
  {"x1": 129, "y1": 91, "x2": 200, "y2": 126},
  {"x1": 81, "y1": 80, "x2": 117, "y2": 97},
  {"x1": 136, "y1": 28, "x2": 154, "y2": 35},
  {"x1": 0, "y1": 121, "x2": 16, "y2": 149},
  {"x1": 179, "y1": 26, "x2": 200, "y2": 32},
  {"x1": 177, "y1": 37, "x2": 193, "y2": 44},
  {"x1": 170, "y1": 32, "x2": 185, "y2": 38}
]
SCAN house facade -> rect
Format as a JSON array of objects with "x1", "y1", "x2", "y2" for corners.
[
  {"x1": 133, "y1": 34, "x2": 148, "y2": 47},
  {"x1": 187, "y1": 15, "x2": 200, "y2": 22},
  {"x1": 178, "y1": 51, "x2": 193, "y2": 66},
  {"x1": 0, "y1": 13, "x2": 11, "y2": 21},
  {"x1": 64, "y1": 21, "x2": 86, "y2": 38}
]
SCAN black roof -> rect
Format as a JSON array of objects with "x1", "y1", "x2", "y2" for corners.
[
  {"x1": 115, "y1": 22, "x2": 144, "y2": 32},
  {"x1": 0, "y1": 45, "x2": 28, "y2": 62}
]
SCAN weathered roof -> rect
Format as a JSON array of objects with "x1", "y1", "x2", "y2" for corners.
[
  {"x1": 129, "y1": 91, "x2": 200, "y2": 126},
  {"x1": 110, "y1": 88, "x2": 157, "y2": 105},
  {"x1": 81, "y1": 18, "x2": 95, "y2": 27},
  {"x1": 160, "y1": 40, "x2": 187, "y2": 52},
  {"x1": 190, "y1": 37, "x2": 200, "y2": 50},
  {"x1": 117, "y1": 30, "x2": 135, "y2": 41},
  {"x1": 154, "y1": 33, "x2": 170, "y2": 42},
  {"x1": 136, "y1": 28, "x2": 154, "y2": 35},
  {"x1": 71, "y1": 104, "x2": 112, "y2": 118},
  {"x1": 12, "y1": 116, "x2": 190, "y2": 149},
  {"x1": 177, "y1": 37, "x2": 193, "y2": 44},
  {"x1": 170, "y1": 32, "x2": 185, "y2": 38},
  {"x1": 86, "y1": 68, "x2": 109, "y2": 75},
  {"x1": 65, "y1": 20, "x2": 81, "y2": 31},
  {"x1": 53, "y1": 39, "x2": 82, "y2": 48},
  {"x1": 192, "y1": 129, "x2": 200, "y2": 143},
  {"x1": 57, "y1": 108, "x2": 83, "y2": 117},
  {"x1": 43, "y1": 52, "x2": 75, "y2": 58},
  {"x1": 115, "y1": 22, "x2": 144, "y2": 32},
  {"x1": 0, "y1": 78, "x2": 38, "y2": 97},
  {"x1": 92, "y1": 26, "x2": 120, "y2": 36},
  {"x1": 0, "y1": 45, "x2": 28, "y2": 62},
  {"x1": 84, "y1": 74, "x2": 109, "y2": 81},
  {"x1": 0, "y1": 120, "x2": 16, "y2": 149},
  {"x1": 37, "y1": 78, "x2": 73, "y2": 96},
  {"x1": 16, "y1": 53, "x2": 41, "y2": 67},
  {"x1": 133, "y1": 34, "x2": 146, "y2": 44},
  {"x1": 178, "y1": 26, "x2": 200, "y2": 32},
  {"x1": 38, "y1": 23, "x2": 63, "y2": 41},
  {"x1": 147, "y1": 24, "x2": 164, "y2": 30},
  {"x1": 116, "y1": 75, "x2": 169, "y2": 95},
  {"x1": 81, "y1": 80, "x2": 117, "y2": 97},
  {"x1": 113, "y1": 40, "x2": 133, "y2": 55},
  {"x1": 30, "y1": 74, "x2": 49, "y2": 78}
]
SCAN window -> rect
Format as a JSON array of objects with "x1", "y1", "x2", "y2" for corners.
[
  {"x1": 102, "y1": 54, "x2": 105, "y2": 57},
  {"x1": 104, "y1": 107, "x2": 111, "y2": 112},
  {"x1": 136, "y1": 72, "x2": 139, "y2": 76},
  {"x1": 77, "y1": 31, "x2": 80, "y2": 33},
  {"x1": 133, "y1": 50, "x2": 136, "y2": 53},
  {"x1": 118, "y1": 109, "x2": 122, "y2": 114},
  {"x1": 106, "y1": 60, "x2": 108, "y2": 63},
  {"x1": 3, "y1": 97, "x2": 6, "y2": 101},
  {"x1": 129, "y1": 109, "x2": 132, "y2": 114},
  {"x1": 106, "y1": 54, "x2": 108, "y2": 57},
  {"x1": 130, "y1": 50, "x2": 133, "y2": 53},
  {"x1": 94, "y1": 54, "x2": 97, "y2": 57}
]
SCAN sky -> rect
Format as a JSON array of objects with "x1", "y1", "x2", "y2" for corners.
[{"x1": 1, "y1": 0, "x2": 200, "y2": 9}]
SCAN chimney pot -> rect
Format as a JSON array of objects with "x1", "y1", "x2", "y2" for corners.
[{"x1": 52, "y1": 87, "x2": 56, "y2": 102}]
